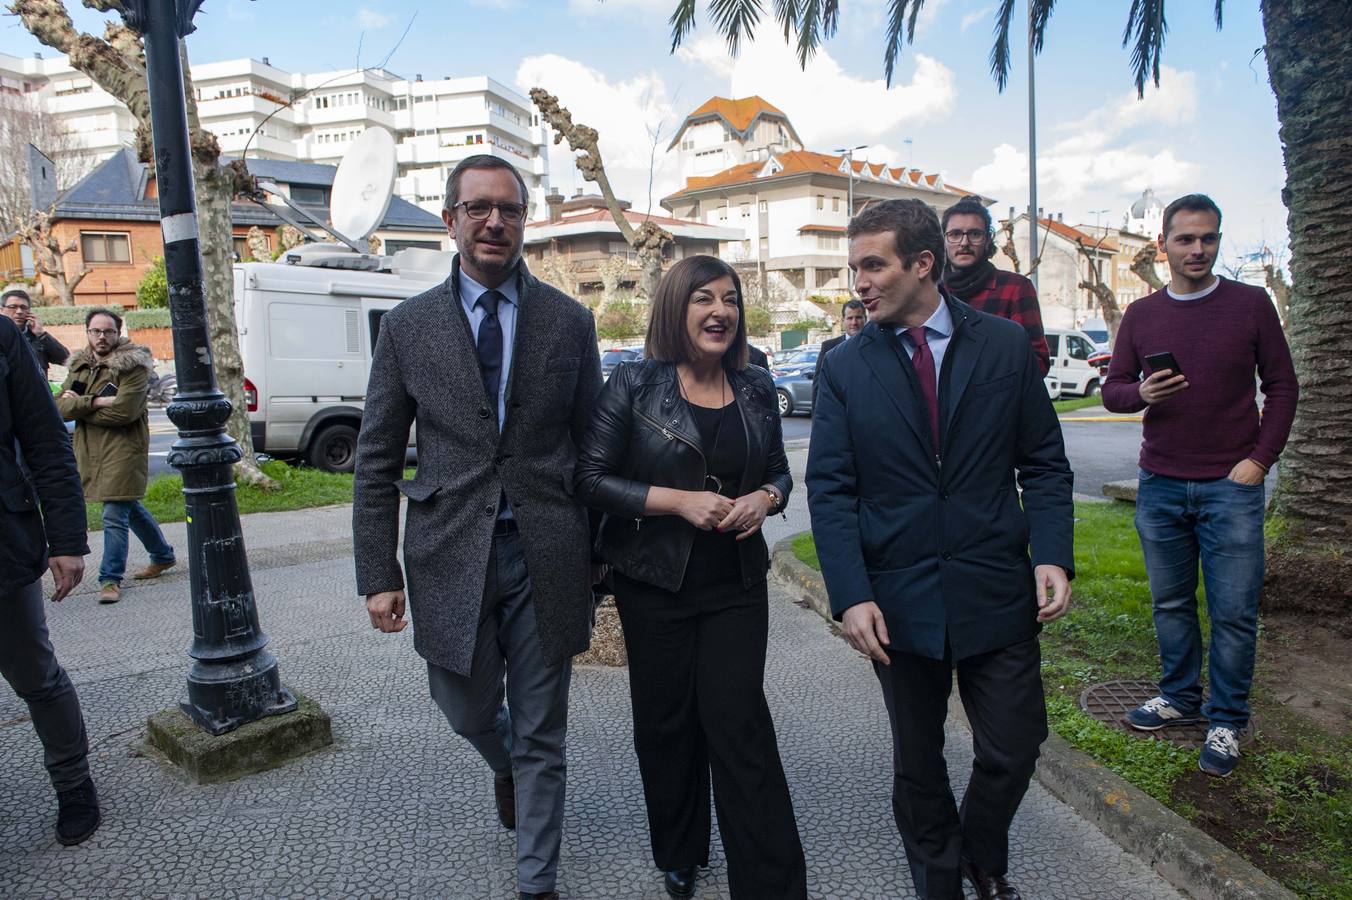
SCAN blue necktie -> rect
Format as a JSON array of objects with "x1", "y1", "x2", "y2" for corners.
[{"x1": 477, "y1": 290, "x2": 504, "y2": 412}]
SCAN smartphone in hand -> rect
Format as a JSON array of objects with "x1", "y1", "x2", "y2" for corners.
[
  {"x1": 70, "y1": 380, "x2": 88, "y2": 395},
  {"x1": 1144, "y1": 351, "x2": 1184, "y2": 380}
]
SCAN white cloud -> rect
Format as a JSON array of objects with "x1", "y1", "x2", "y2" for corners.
[
  {"x1": 689, "y1": 36, "x2": 958, "y2": 148},
  {"x1": 515, "y1": 55, "x2": 682, "y2": 213},
  {"x1": 961, "y1": 5, "x2": 994, "y2": 33},
  {"x1": 568, "y1": 0, "x2": 668, "y2": 15},
  {"x1": 356, "y1": 7, "x2": 391, "y2": 29},
  {"x1": 469, "y1": 0, "x2": 522, "y2": 8}
]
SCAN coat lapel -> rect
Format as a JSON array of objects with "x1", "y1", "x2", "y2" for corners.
[
  {"x1": 939, "y1": 298, "x2": 986, "y2": 446},
  {"x1": 858, "y1": 322, "x2": 929, "y2": 451},
  {"x1": 501, "y1": 263, "x2": 533, "y2": 422}
]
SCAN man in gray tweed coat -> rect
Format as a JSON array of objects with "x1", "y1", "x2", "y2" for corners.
[{"x1": 353, "y1": 155, "x2": 602, "y2": 900}]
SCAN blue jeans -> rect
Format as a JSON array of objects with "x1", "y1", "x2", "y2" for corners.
[
  {"x1": 99, "y1": 500, "x2": 175, "y2": 585},
  {"x1": 1134, "y1": 469, "x2": 1265, "y2": 729}
]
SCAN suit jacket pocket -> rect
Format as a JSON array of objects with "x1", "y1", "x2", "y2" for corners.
[
  {"x1": 395, "y1": 478, "x2": 441, "y2": 502},
  {"x1": 971, "y1": 371, "x2": 1017, "y2": 397}
]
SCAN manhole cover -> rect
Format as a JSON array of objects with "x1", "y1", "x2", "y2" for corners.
[{"x1": 1078, "y1": 680, "x2": 1254, "y2": 750}]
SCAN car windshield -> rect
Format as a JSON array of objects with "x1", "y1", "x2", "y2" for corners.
[{"x1": 601, "y1": 350, "x2": 634, "y2": 366}]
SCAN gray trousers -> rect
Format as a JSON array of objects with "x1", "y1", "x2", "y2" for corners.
[
  {"x1": 427, "y1": 530, "x2": 571, "y2": 895},
  {"x1": 0, "y1": 579, "x2": 91, "y2": 792}
]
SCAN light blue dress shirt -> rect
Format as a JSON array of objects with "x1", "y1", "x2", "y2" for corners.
[
  {"x1": 896, "y1": 299, "x2": 954, "y2": 384},
  {"x1": 457, "y1": 268, "x2": 519, "y2": 431}
]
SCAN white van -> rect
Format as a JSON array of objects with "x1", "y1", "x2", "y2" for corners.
[
  {"x1": 234, "y1": 246, "x2": 449, "y2": 472},
  {"x1": 1043, "y1": 327, "x2": 1102, "y2": 399}
]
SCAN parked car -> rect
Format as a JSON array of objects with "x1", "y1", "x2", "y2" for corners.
[
  {"x1": 1087, "y1": 349, "x2": 1112, "y2": 377},
  {"x1": 1079, "y1": 317, "x2": 1110, "y2": 351},
  {"x1": 600, "y1": 345, "x2": 644, "y2": 380},
  {"x1": 772, "y1": 344, "x2": 821, "y2": 416},
  {"x1": 1044, "y1": 327, "x2": 1102, "y2": 398}
]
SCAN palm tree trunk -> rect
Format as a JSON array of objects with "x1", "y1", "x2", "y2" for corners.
[{"x1": 1261, "y1": 0, "x2": 1352, "y2": 622}]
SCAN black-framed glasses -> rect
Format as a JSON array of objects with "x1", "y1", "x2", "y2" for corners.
[
  {"x1": 452, "y1": 201, "x2": 527, "y2": 224},
  {"x1": 944, "y1": 228, "x2": 987, "y2": 245},
  {"x1": 86, "y1": 328, "x2": 119, "y2": 337},
  {"x1": 3, "y1": 303, "x2": 30, "y2": 312}
]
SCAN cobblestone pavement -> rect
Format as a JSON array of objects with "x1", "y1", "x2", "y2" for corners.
[{"x1": 1, "y1": 476, "x2": 1182, "y2": 898}]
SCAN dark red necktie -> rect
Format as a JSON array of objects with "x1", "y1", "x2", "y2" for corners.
[{"x1": 907, "y1": 326, "x2": 940, "y2": 454}]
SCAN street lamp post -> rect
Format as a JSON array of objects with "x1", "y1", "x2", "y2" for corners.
[
  {"x1": 834, "y1": 144, "x2": 867, "y2": 291},
  {"x1": 115, "y1": 0, "x2": 296, "y2": 735},
  {"x1": 1027, "y1": 2, "x2": 1039, "y2": 291}
]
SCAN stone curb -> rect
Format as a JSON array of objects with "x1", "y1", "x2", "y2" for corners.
[{"x1": 769, "y1": 535, "x2": 1296, "y2": 900}]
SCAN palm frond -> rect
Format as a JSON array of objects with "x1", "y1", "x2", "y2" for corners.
[
  {"x1": 987, "y1": 0, "x2": 1017, "y2": 91},
  {"x1": 882, "y1": 0, "x2": 924, "y2": 87},
  {"x1": 822, "y1": 0, "x2": 840, "y2": 38},
  {"x1": 1121, "y1": 0, "x2": 1168, "y2": 97},
  {"x1": 1030, "y1": 0, "x2": 1057, "y2": 53},
  {"x1": 708, "y1": 0, "x2": 766, "y2": 57},
  {"x1": 1214, "y1": 0, "x2": 1224, "y2": 29},
  {"x1": 669, "y1": 0, "x2": 699, "y2": 52},
  {"x1": 771, "y1": 0, "x2": 802, "y2": 42},
  {"x1": 796, "y1": 0, "x2": 823, "y2": 67}
]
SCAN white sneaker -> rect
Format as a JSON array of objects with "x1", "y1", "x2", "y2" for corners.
[{"x1": 1199, "y1": 725, "x2": 1241, "y2": 777}]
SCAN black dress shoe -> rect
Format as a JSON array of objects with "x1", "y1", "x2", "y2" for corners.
[
  {"x1": 962, "y1": 857, "x2": 1022, "y2": 900},
  {"x1": 664, "y1": 866, "x2": 697, "y2": 898},
  {"x1": 494, "y1": 772, "x2": 516, "y2": 829},
  {"x1": 55, "y1": 777, "x2": 101, "y2": 846}
]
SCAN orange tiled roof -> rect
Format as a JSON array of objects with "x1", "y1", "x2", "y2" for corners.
[
  {"x1": 1039, "y1": 218, "x2": 1117, "y2": 251},
  {"x1": 525, "y1": 208, "x2": 719, "y2": 231},
  {"x1": 665, "y1": 150, "x2": 959, "y2": 202},
  {"x1": 686, "y1": 95, "x2": 788, "y2": 133}
]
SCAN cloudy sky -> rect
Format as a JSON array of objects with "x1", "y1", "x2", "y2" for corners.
[{"x1": 5, "y1": 0, "x2": 1288, "y2": 262}]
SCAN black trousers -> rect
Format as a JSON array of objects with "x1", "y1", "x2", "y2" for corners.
[
  {"x1": 615, "y1": 575, "x2": 807, "y2": 900},
  {"x1": 875, "y1": 637, "x2": 1047, "y2": 900}
]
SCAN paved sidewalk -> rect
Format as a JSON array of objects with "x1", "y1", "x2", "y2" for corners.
[{"x1": 1, "y1": 498, "x2": 1182, "y2": 898}]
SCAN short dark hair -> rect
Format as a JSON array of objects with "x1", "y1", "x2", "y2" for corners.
[
  {"x1": 1161, "y1": 193, "x2": 1222, "y2": 237},
  {"x1": 841, "y1": 299, "x2": 865, "y2": 316},
  {"x1": 85, "y1": 307, "x2": 123, "y2": 331},
  {"x1": 443, "y1": 155, "x2": 530, "y2": 212},
  {"x1": 847, "y1": 199, "x2": 944, "y2": 283},
  {"x1": 941, "y1": 196, "x2": 992, "y2": 234},
  {"x1": 645, "y1": 255, "x2": 748, "y2": 370}
]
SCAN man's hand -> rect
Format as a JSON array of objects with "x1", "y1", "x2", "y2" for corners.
[
  {"x1": 718, "y1": 490, "x2": 772, "y2": 540},
  {"x1": 1227, "y1": 458, "x2": 1266, "y2": 486},
  {"x1": 678, "y1": 491, "x2": 735, "y2": 530},
  {"x1": 27, "y1": 312, "x2": 45, "y2": 336},
  {"x1": 1035, "y1": 565, "x2": 1071, "y2": 623},
  {"x1": 59, "y1": 390, "x2": 80, "y2": 400},
  {"x1": 48, "y1": 555, "x2": 84, "y2": 602},
  {"x1": 366, "y1": 590, "x2": 408, "y2": 632},
  {"x1": 841, "y1": 601, "x2": 891, "y2": 665},
  {"x1": 1138, "y1": 369, "x2": 1188, "y2": 405}
]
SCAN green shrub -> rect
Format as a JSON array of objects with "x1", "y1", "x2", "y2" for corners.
[
  {"x1": 597, "y1": 301, "x2": 646, "y2": 341},
  {"x1": 784, "y1": 317, "x2": 827, "y2": 332},
  {"x1": 27, "y1": 304, "x2": 121, "y2": 326},
  {"x1": 126, "y1": 309, "x2": 172, "y2": 329},
  {"x1": 136, "y1": 256, "x2": 168, "y2": 309}
]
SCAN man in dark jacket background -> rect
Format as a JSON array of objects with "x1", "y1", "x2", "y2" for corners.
[
  {"x1": 1, "y1": 286, "x2": 70, "y2": 379},
  {"x1": 807, "y1": 200, "x2": 1073, "y2": 900},
  {"x1": 0, "y1": 314, "x2": 100, "y2": 846},
  {"x1": 811, "y1": 298, "x2": 867, "y2": 408}
]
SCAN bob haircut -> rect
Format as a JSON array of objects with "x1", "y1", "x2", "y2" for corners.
[{"x1": 644, "y1": 255, "x2": 748, "y2": 370}]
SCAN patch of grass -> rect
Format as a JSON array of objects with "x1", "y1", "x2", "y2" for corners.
[
  {"x1": 1045, "y1": 693, "x2": 1195, "y2": 805},
  {"x1": 1053, "y1": 394, "x2": 1107, "y2": 414},
  {"x1": 791, "y1": 532, "x2": 819, "y2": 570},
  {"x1": 86, "y1": 460, "x2": 368, "y2": 531}
]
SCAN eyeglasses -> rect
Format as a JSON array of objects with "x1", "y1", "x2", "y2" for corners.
[
  {"x1": 452, "y1": 201, "x2": 527, "y2": 224},
  {"x1": 3, "y1": 303, "x2": 30, "y2": 312},
  {"x1": 944, "y1": 228, "x2": 988, "y2": 245},
  {"x1": 86, "y1": 328, "x2": 120, "y2": 337}
]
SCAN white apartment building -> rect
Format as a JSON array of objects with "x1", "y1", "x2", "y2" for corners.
[
  {"x1": 0, "y1": 52, "x2": 550, "y2": 218},
  {"x1": 662, "y1": 96, "x2": 974, "y2": 295}
]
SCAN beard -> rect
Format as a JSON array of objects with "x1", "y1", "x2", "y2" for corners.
[{"x1": 457, "y1": 235, "x2": 521, "y2": 280}]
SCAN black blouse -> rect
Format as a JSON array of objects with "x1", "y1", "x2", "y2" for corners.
[{"x1": 683, "y1": 398, "x2": 746, "y2": 592}]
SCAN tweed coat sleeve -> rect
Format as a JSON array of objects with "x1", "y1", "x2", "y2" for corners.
[{"x1": 352, "y1": 314, "x2": 416, "y2": 597}]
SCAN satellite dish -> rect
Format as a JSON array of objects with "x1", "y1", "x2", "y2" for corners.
[{"x1": 330, "y1": 127, "x2": 396, "y2": 244}]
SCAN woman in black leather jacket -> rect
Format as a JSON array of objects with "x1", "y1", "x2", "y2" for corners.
[{"x1": 575, "y1": 255, "x2": 805, "y2": 900}]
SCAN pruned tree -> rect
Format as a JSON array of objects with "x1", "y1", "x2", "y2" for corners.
[
  {"x1": 12, "y1": 0, "x2": 274, "y2": 487},
  {"x1": 245, "y1": 225, "x2": 270, "y2": 263},
  {"x1": 530, "y1": 87, "x2": 674, "y2": 300},
  {"x1": 595, "y1": 253, "x2": 634, "y2": 311},
  {"x1": 1075, "y1": 239, "x2": 1123, "y2": 346},
  {"x1": 997, "y1": 218, "x2": 1022, "y2": 274},
  {"x1": 1265, "y1": 263, "x2": 1291, "y2": 328},
  {"x1": 537, "y1": 249, "x2": 580, "y2": 300},
  {"x1": 669, "y1": 0, "x2": 1352, "y2": 616},
  {"x1": 1130, "y1": 244, "x2": 1165, "y2": 292},
  {"x1": 14, "y1": 205, "x2": 89, "y2": 305},
  {"x1": 0, "y1": 93, "x2": 93, "y2": 232}
]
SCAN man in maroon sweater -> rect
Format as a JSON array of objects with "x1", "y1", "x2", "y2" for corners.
[{"x1": 1103, "y1": 194, "x2": 1297, "y2": 778}]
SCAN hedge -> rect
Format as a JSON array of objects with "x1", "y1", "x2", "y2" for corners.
[
  {"x1": 126, "y1": 309, "x2": 173, "y2": 328},
  {"x1": 30, "y1": 304, "x2": 125, "y2": 326}
]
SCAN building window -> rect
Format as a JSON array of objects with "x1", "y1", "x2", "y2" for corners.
[
  {"x1": 290, "y1": 185, "x2": 328, "y2": 205},
  {"x1": 816, "y1": 194, "x2": 824, "y2": 210},
  {"x1": 832, "y1": 196, "x2": 840, "y2": 212},
  {"x1": 740, "y1": 203, "x2": 749, "y2": 217},
  {"x1": 759, "y1": 200, "x2": 767, "y2": 212},
  {"x1": 80, "y1": 231, "x2": 131, "y2": 264},
  {"x1": 816, "y1": 234, "x2": 841, "y2": 251}
]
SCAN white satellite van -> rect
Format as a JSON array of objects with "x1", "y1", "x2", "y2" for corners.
[{"x1": 235, "y1": 245, "x2": 449, "y2": 472}]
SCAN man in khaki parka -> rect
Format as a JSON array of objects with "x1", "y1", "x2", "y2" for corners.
[{"x1": 56, "y1": 309, "x2": 176, "y2": 604}]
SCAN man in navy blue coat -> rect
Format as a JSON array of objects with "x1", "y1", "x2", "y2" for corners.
[{"x1": 807, "y1": 200, "x2": 1073, "y2": 900}]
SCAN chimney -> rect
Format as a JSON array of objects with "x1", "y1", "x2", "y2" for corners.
[
  {"x1": 1037, "y1": 206, "x2": 1044, "y2": 221},
  {"x1": 416, "y1": 74, "x2": 423, "y2": 82},
  {"x1": 545, "y1": 190, "x2": 564, "y2": 224},
  {"x1": 573, "y1": 187, "x2": 583, "y2": 198},
  {"x1": 1057, "y1": 212, "x2": 1064, "y2": 223},
  {"x1": 33, "y1": 52, "x2": 42, "y2": 59},
  {"x1": 1008, "y1": 205, "x2": 1015, "y2": 222},
  {"x1": 262, "y1": 57, "x2": 270, "y2": 66}
]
